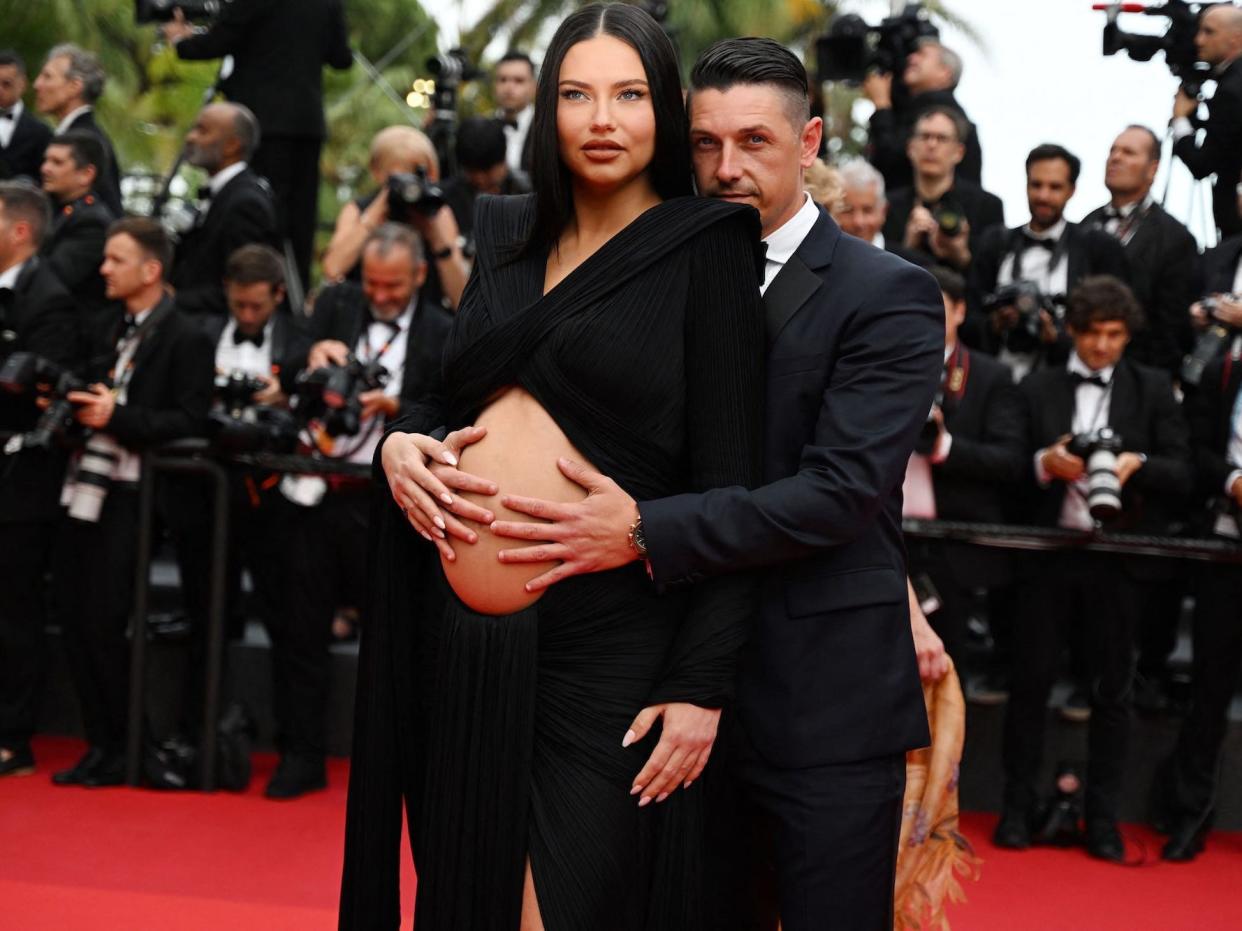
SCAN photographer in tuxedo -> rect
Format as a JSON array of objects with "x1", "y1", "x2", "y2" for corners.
[
  {"x1": 994, "y1": 275, "x2": 1192, "y2": 862},
  {"x1": 164, "y1": 0, "x2": 352, "y2": 289},
  {"x1": 40, "y1": 130, "x2": 115, "y2": 314},
  {"x1": 0, "y1": 51, "x2": 52, "y2": 183},
  {"x1": 970, "y1": 144, "x2": 1129, "y2": 379},
  {"x1": 170, "y1": 103, "x2": 278, "y2": 318},
  {"x1": 270, "y1": 224, "x2": 450, "y2": 799},
  {"x1": 0, "y1": 182, "x2": 77, "y2": 778},
  {"x1": 50, "y1": 217, "x2": 213, "y2": 788},
  {"x1": 1171, "y1": 4, "x2": 1242, "y2": 238}
]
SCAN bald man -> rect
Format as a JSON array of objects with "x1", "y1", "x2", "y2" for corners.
[
  {"x1": 170, "y1": 102, "x2": 279, "y2": 317},
  {"x1": 1172, "y1": 3, "x2": 1242, "y2": 237}
]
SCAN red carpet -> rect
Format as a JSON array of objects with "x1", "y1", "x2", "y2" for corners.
[{"x1": 4, "y1": 737, "x2": 1241, "y2": 930}]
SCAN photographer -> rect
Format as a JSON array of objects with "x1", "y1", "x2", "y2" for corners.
[
  {"x1": 270, "y1": 224, "x2": 450, "y2": 798},
  {"x1": 882, "y1": 106, "x2": 1004, "y2": 273},
  {"x1": 493, "y1": 50, "x2": 537, "y2": 174},
  {"x1": 50, "y1": 217, "x2": 214, "y2": 788},
  {"x1": 0, "y1": 182, "x2": 76, "y2": 778},
  {"x1": 40, "y1": 130, "x2": 115, "y2": 315},
  {"x1": 1170, "y1": 4, "x2": 1242, "y2": 238},
  {"x1": 321, "y1": 126, "x2": 467, "y2": 310},
  {"x1": 170, "y1": 103, "x2": 278, "y2": 318},
  {"x1": 862, "y1": 39, "x2": 981, "y2": 192},
  {"x1": 0, "y1": 50, "x2": 52, "y2": 183},
  {"x1": 163, "y1": 0, "x2": 353, "y2": 289},
  {"x1": 970, "y1": 144, "x2": 1130, "y2": 379},
  {"x1": 441, "y1": 117, "x2": 532, "y2": 250},
  {"x1": 994, "y1": 275, "x2": 1191, "y2": 863}
]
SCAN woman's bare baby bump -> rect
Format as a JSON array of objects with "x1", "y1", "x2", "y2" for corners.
[{"x1": 441, "y1": 388, "x2": 590, "y2": 615}]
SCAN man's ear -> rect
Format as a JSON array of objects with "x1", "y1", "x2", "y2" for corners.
[{"x1": 800, "y1": 117, "x2": 823, "y2": 169}]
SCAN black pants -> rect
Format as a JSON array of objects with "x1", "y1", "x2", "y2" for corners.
[
  {"x1": 1002, "y1": 552, "x2": 1137, "y2": 822},
  {"x1": 0, "y1": 521, "x2": 54, "y2": 750},
  {"x1": 707, "y1": 716, "x2": 905, "y2": 931},
  {"x1": 1165, "y1": 564, "x2": 1242, "y2": 818},
  {"x1": 278, "y1": 484, "x2": 369, "y2": 759},
  {"x1": 53, "y1": 488, "x2": 140, "y2": 753},
  {"x1": 251, "y1": 136, "x2": 322, "y2": 291}
]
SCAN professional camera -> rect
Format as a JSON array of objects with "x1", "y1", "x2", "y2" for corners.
[
  {"x1": 135, "y1": 0, "x2": 221, "y2": 25},
  {"x1": 1067, "y1": 427, "x2": 1125, "y2": 523},
  {"x1": 427, "y1": 48, "x2": 483, "y2": 87},
  {"x1": 386, "y1": 166, "x2": 447, "y2": 222},
  {"x1": 1096, "y1": 0, "x2": 1210, "y2": 93},
  {"x1": 207, "y1": 370, "x2": 299, "y2": 454},
  {"x1": 816, "y1": 2, "x2": 939, "y2": 84},
  {"x1": 294, "y1": 355, "x2": 389, "y2": 439},
  {"x1": 0, "y1": 351, "x2": 89, "y2": 451},
  {"x1": 914, "y1": 389, "x2": 944, "y2": 456},
  {"x1": 1181, "y1": 293, "x2": 1239, "y2": 387},
  {"x1": 932, "y1": 200, "x2": 964, "y2": 237},
  {"x1": 983, "y1": 280, "x2": 1062, "y2": 352}
]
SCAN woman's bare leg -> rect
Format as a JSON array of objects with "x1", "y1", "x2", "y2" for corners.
[{"x1": 520, "y1": 858, "x2": 546, "y2": 931}]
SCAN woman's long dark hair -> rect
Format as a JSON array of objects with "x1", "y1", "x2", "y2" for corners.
[{"x1": 521, "y1": 2, "x2": 693, "y2": 258}]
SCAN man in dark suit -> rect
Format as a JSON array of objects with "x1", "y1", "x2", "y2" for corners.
[
  {"x1": 389, "y1": 40, "x2": 943, "y2": 929},
  {"x1": 1171, "y1": 4, "x2": 1242, "y2": 238},
  {"x1": 493, "y1": 50, "x2": 537, "y2": 175},
  {"x1": 1084, "y1": 126, "x2": 1200, "y2": 374},
  {"x1": 273, "y1": 223, "x2": 451, "y2": 800},
  {"x1": 171, "y1": 103, "x2": 278, "y2": 318},
  {"x1": 0, "y1": 183, "x2": 77, "y2": 778},
  {"x1": 39, "y1": 130, "x2": 114, "y2": 314},
  {"x1": 165, "y1": 0, "x2": 352, "y2": 290},
  {"x1": 969, "y1": 144, "x2": 1130, "y2": 378},
  {"x1": 50, "y1": 217, "x2": 214, "y2": 788},
  {"x1": 882, "y1": 106, "x2": 1005, "y2": 274},
  {"x1": 994, "y1": 275, "x2": 1192, "y2": 862},
  {"x1": 863, "y1": 39, "x2": 982, "y2": 191},
  {"x1": 32, "y1": 45, "x2": 122, "y2": 216},
  {"x1": 0, "y1": 50, "x2": 52, "y2": 183}
]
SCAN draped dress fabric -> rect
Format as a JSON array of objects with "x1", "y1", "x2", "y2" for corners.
[{"x1": 339, "y1": 193, "x2": 766, "y2": 931}]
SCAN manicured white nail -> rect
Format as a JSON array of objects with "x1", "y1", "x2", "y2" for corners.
[
  {"x1": 440, "y1": 493, "x2": 453, "y2": 506},
  {"x1": 656, "y1": 793, "x2": 669, "y2": 804},
  {"x1": 433, "y1": 515, "x2": 446, "y2": 530},
  {"x1": 419, "y1": 530, "x2": 432, "y2": 542},
  {"x1": 441, "y1": 451, "x2": 458, "y2": 466},
  {"x1": 622, "y1": 729, "x2": 636, "y2": 748},
  {"x1": 630, "y1": 784, "x2": 642, "y2": 796},
  {"x1": 638, "y1": 796, "x2": 652, "y2": 808},
  {"x1": 683, "y1": 780, "x2": 693, "y2": 791}
]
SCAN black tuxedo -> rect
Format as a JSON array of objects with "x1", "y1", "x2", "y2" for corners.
[
  {"x1": 1173, "y1": 58, "x2": 1242, "y2": 237},
  {"x1": 60, "y1": 109, "x2": 123, "y2": 217},
  {"x1": 0, "y1": 106, "x2": 52, "y2": 182},
  {"x1": 41, "y1": 191, "x2": 115, "y2": 315},
  {"x1": 866, "y1": 88, "x2": 982, "y2": 191},
  {"x1": 1201, "y1": 233, "x2": 1242, "y2": 295},
  {"x1": 642, "y1": 209, "x2": 942, "y2": 930},
  {"x1": 171, "y1": 167, "x2": 278, "y2": 317},
  {"x1": 200, "y1": 309, "x2": 312, "y2": 393},
  {"x1": 1083, "y1": 200, "x2": 1200, "y2": 374},
  {"x1": 882, "y1": 178, "x2": 1005, "y2": 271}
]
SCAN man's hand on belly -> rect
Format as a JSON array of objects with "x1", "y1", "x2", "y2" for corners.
[{"x1": 492, "y1": 457, "x2": 640, "y2": 591}]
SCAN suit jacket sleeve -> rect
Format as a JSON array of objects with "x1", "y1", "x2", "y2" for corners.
[
  {"x1": 1127, "y1": 369, "x2": 1193, "y2": 498},
  {"x1": 1148, "y1": 224, "x2": 1199, "y2": 371},
  {"x1": 175, "y1": 192, "x2": 276, "y2": 317},
  {"x1": 44, "y1": 218, "x2": 107, "y2": 298},
  {"x1": 938, "y1": 367, "x2": 1025, "y2": 484},
  {"x1": 1173, "y1": 80, "x2": 1242, "y2": 181},
  {"x1": 323, "y1": 0, "x2": 353, "y2": 69},
  {"x1": 640, "y1": 262, "x2": 943, "y2": 585},
  {"x1": 174, "y1": 0, "x2": 278, "y2": 59},
  {"x1": 965, "y1": 225, "x2": 1005, "y2": 351},
  {"x1": 107, "y1": 324, "x2": 215, "y2": 448},
  {"x1": 22, "y1": 281, "x2": 78, "y2": 369}
]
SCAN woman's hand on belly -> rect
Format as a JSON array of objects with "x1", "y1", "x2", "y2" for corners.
[
  {"x1": 624, "y1": 703, "x2": 722, "y2": 807},
  {"x1": 382, "y1": 426, "x2": 498, "y2": 560}
]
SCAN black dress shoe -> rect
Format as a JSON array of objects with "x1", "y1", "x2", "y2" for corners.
[
  {"x1": 1085, "y1": 819, "x2": 1125, "y2": 863},
  {"x1": 0, "y1": 744, "x2": 35, "y2": 777},
  {"x1": 265, "y1": 754, "x2": 327, "y2": 800},
  {"x1": 83, "y1": 752, "x2": 126, "y2": 787},
  {"x1": 1162, "y1": 813, "x2": 1211, "y2": 862},
  {"x1": 993, "y1": 808, "x2": 1032, "y2": 849},
  {"x1": 52, "y1": 746, "x2": 107, "y2": 786}
]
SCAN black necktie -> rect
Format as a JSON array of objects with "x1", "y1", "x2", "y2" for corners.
[
  {"x1": 1070, "y1": 371, "x2": 1108, "y2": 388},
  {"x1": 233, "y1": 328, "x2": 264, "y2": 348}
]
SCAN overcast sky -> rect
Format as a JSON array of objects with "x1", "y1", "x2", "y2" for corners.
[{"x1": 421, "y1": 0, "x2": 1221, "y2": 246}]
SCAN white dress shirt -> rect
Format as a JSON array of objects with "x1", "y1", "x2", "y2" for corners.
[
  {"x1": 199, "y1": 161, "x2": 248, "y2": 222},
  {"x1": 215, "y1": 317, "x2": 275, "y2": 379},
  {"x1": 0, "y1": 258, "x2": 25, "y2": 290},
  {"x1": 760, "y1": 192, "x2": 820, "y2": 295},
  {"x1": 0, "y1": 99, "x2": 24, "y2": 149},
  {"x1": 345, "y1": 301, "x2": 415, "y2": 466},
  {"x1": 503, "y1": 106, "x2": 533, "y2": 174},
  {"x1": 997, "y1": 218, "x2": 1069, "y2": 380}
]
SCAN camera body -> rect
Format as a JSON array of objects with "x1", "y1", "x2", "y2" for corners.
[
  {"x1": 386, "y1": 166, "x2": 447, "y2": 223},
  {"x1": 1181, "y1": 294, "x2": 1239, "y2": 387},
  {"x1": 208, "y1": 370, "x2": 299, "y2": 454},
  {"x1": 1100, "y1": 0, "x2": 1208, "y2": 91},
  {"x1": 426, "y1": 48, "x2": 482, "y2": 88},
  {"x1": 1067, "y1": 426, "x2": 1125, "y2": 523},
  {"x1": 984, "y1": 280, "x2": 1061, "y2": 352},
  {"x1": 135, "y1": 0, "x2": 221, "y2": 25},
  {"x1": 816, "y1": 3, "x2": 938, "y2": 84},
  {"x1": 0, "y1": 351, "x2": 89, "y2": 450},
  {"x1": 933, "y1": 201, "x2": 963, "y2": 238},
  {"x1": 294, "y1": 356, "x2": 389, "y2": 438}
]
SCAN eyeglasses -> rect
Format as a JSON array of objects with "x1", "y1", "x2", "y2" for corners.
[{"x1": 912, "y1": 131, "x2": 958, "y2": 146}]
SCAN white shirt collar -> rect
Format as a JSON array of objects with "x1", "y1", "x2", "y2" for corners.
[
  {"x1": 0, "y1": 259, "x2": 26, "y2": 289},
  {"x1": 1067, "y1": 351, "x2": 1115, "y2": 384},
  {"x1": 3, "y1": 100, "x2": 24, "y2": 122},
  {"x1": 209, "y1": 161, "x2": 248, "y2": 195},
  {"x1": 1023, "y1": 217, "x2": 1067, "y2": 242},
  {"x1": 370, "y1": 299, "x2": 416, "y2": 332},
  {"x1": 55, "y1": 104, "x2": 92, "y2": 135},
  {"x1": 763, "y1": 192, "x2": 820, "y2": 267},
  {"x1": 131, "y1": 304, "x2": 158, "y2": 326},
  {"x1": 1110, "y1": 193, "x2": 1152, "y2": 218}
]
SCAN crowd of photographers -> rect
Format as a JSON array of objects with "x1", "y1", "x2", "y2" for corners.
[{"x1": 1, "y1": 0, "x2": 1241, "y2": 870}]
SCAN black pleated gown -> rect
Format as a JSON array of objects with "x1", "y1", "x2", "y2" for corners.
[{"x1": 340, "y1": 194, "x2": 765, "y2": 931}]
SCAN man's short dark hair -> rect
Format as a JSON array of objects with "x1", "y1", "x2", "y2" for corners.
[
  {"x1": 225, "y1": 243, "x2": 286, "y2": 290},
  {"x1": 455, "y1": 117, "x2": 508, "y2": 172},
  {"x1": 0, "y1": 181, "x2": 52, "y2": 246},
  {"x1": 915, "y1": 106, "x2": 968, "y2": 146},
  {"x1": 48, "y1": 130, "x2": 106, "y2": 176},
  {"x1": 0, "y1": 50, "x2": 27, "y2": 75},
  {"x1": 929, "y1": 265, "x2": 966, "y2": 304},
  {"x1": 1066, "y1": 275, "x2": 1145, "y2": 333},
  {"x1": 689, "y1": 37, "x2": 811, "y2": 128},
  {"x1": 1124, "y1": 124, "x2": 1162, "y2": 163},
  {"x1": 107, "y1": 216, "x2": 173, "y2": 278},
  {"x1": 497, "y1": 50, "x2": 536, "y2": 76},
  {"x1": 1026, "y1": 143, "x2": 1081, "y2": 185}
]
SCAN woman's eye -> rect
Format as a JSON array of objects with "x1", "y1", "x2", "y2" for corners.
[
  {"x1": 619, "y1": 88, "x2": 646, "y2": 101},
  {"x1": 560, "y1": 89, "x2": 586, "y2": 101}
]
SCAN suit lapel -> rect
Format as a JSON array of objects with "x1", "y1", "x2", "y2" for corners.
[
  {"x1": 763, "y1": 255, "x2": 820, "y2": 347},
  {"x1": 1106, "y1": 361, "x2": 1139, "y2": 436}
]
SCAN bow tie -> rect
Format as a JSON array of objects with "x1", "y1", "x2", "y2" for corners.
[
  {"x1": 119, "y1": 313, "x2": 139, "y2": 340},
  {"x1": 1022, "y1": 234, "x2": 1058, "y2": 252},
  {"x1": 198, "y1": 185, "x2": 214, "y2": 202},
  {"x1": 0, "y1": 109, "x2": 13, "y2": 121},
  {"x1": 1070, "y1": 371, "x2": 1109, "y2": 388},
  {"x1": 367, "y1": 311, "x2": 401, "y2": 332},
  {"x1": 501, "y1": 116, "x2": 518, "y2": 130},
  {"x1": 233, "y1": 328, "x2": 264, "y2": 348}
]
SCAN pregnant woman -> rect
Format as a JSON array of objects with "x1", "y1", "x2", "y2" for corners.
[{"x1": 340, "y1": 6, "x2": 765, "y2": 930}]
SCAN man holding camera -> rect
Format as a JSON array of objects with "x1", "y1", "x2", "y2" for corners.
[
  {"x1": 0, "y1": 51, "x2": 53, "y2": 184},
  {"x1": 882, "y1": 107, "x2": 1004, "y2": 274},
  {"x1": 971, "y1": 144, "x2": 1129, "y2": 379},
  {"x1": 0, "y1": 182, "x2": 77, "y2": 778},
  {"x1": 40, "y1": 130, "x2": 115, "y2": 315},
  {"x1": 994, "y1": 275, "x2": 1191, "y2": 862},
  {"x1": 1171, "y1": 3, "x2": 1242, "y2": 238},
  {"x1": 170, "y1": 103, "x2": 278, "y2": 318},
  {"x1": 50, "y1": 217, "x2": 214, "y2": 788},
  {"x1": 270, "y1": 224, "x2": 450, "y2": 798}
]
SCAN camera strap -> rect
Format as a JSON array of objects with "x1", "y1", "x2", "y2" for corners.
[{"x1": 109, "y1": 301, "x2": 174, "y2": 398}]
